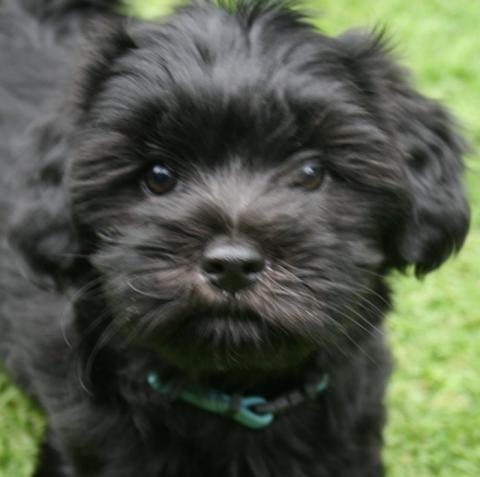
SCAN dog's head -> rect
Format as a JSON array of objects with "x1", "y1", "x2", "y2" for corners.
[{"x1": 11, "y1": 1, "x2": 469, "y2": 372}]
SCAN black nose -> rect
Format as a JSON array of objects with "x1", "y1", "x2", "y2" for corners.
[{"x1": 202, "y1": 240, "x2": 266, "y2": 294}]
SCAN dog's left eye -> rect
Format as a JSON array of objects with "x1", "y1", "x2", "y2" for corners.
[
  {"x1": 295, "y1": 162, "x2": 325, "y2": 191},
  {"x1": 143, "y1": 164, "x2": 177, "y2": 195}
]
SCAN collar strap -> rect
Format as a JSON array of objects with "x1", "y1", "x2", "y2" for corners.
[{"x1": 147, "y1": 372, "x2": 329, "y2": 429}]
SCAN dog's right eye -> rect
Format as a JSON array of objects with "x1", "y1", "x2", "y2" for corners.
[
  {"x1": 143, "y1": 164, "x2": 177, "y2": 195},
  {"x1": 293, "y1": 162, "x2": 325, "y2": 191}
]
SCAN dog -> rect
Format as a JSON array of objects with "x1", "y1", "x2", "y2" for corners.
[{"x1": 0, "y1": 0, "x2": 469, "y2": 476}]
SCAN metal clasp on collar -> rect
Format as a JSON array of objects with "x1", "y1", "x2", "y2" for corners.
[{"x1": 233, "y1": 396, "x2": 274, "y2": 429}]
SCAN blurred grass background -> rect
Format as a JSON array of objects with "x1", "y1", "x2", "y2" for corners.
[{"x1": 1, "y1": 1, "x2": 478, "y2": 476}]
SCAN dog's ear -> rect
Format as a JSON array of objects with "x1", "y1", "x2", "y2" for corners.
[
  {"x1": 78, "y1": 20, "x2": 138, "y2": 114},
  {"x1": 8, "y1": 117, "x2": 82, "y2": 289},
  {"x1": 337, "y1": 30, "x2": 470, "y2": 275},
  {"x1": 8, "y1": 24, "x2": 138, "y2": 288}
]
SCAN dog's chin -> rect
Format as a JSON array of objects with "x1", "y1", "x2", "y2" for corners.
[
  {"x1": 139, "y1": 311, "x2": 316, "y2": 375},
  {"x1": 154, "y1": 341, "x2": 315, "y2": 375}
]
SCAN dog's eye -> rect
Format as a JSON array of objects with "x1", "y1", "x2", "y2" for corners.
[
  {"x1": 295, "y1": 162, "x2": 324, "y2": 191},
  {"x1": 144, "y1": 164, "x2": 177, "y2": 195}
]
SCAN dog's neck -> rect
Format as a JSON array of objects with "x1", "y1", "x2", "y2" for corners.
[
  {"x1": 113, "y1": 349, "x2": 329, "y2": 429},
  {"x1": 147, "y1": 367, "x2": 329, "y2": 429}
]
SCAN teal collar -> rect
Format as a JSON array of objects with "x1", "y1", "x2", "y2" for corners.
[{"x1": 147, "y1": 371, "x2": 329, "y2": 430}]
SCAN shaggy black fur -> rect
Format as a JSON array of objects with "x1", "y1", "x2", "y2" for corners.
[{"x1": 0, "y1": 0, "x2": 469, "y2": 476}]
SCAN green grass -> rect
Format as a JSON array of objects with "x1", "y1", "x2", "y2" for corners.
[
  {"x1": 1, "y1": 1, "x2": 479, "y2": 476},
  {"x1": 0, "y1": 375, "x2": 43, "y2": 477}
]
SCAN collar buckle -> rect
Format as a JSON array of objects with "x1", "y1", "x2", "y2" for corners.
[{"x1": 233, "y1": 396, "x2": 274, "y2": 429}]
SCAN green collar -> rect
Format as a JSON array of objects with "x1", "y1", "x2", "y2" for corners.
[{"x1": 147, "y1": 371, "x2": 329, "y2": 430}]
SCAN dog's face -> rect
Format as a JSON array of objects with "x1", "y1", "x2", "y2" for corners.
[{"x1": 12, "y1": 3, "x2": 469, "y2": 374}]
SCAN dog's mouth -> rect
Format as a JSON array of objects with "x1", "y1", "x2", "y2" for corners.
[
  {"x1": 155, "y1": 307, "x2": 268, "y2": 353},
  {"x1": 182, "y1": 307, "x2": 266, "y2": 333}
]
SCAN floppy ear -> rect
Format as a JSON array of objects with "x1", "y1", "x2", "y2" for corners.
[
  {"x1": 338, "y1": 30, "x2": 470, "y2": 275},
  {"x1": 8, "y1": 116, "x2": 82, "y2": 289},
  {"x1": 77, "y1": 19, "x2": 137, "y2": 114},
  {"x1": 8, "y1": 23, "x2": 138, "y2": 288}
]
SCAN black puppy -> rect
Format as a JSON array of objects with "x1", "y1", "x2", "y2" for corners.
[{"x1": 0, "y1": 0, "x2": 469, "y2": 476}]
